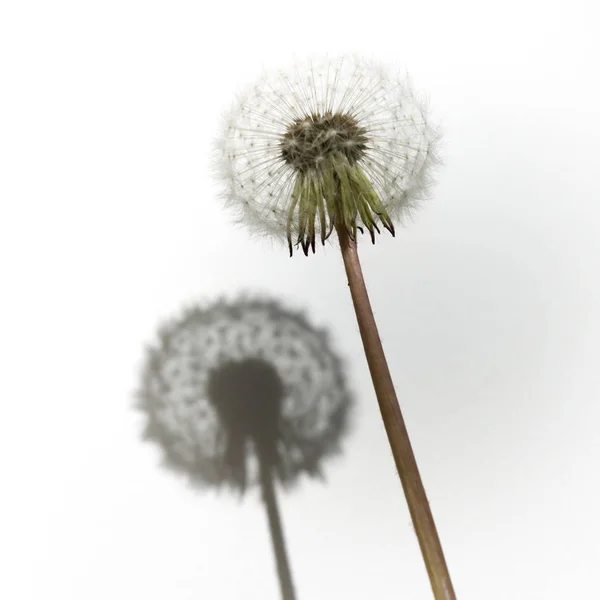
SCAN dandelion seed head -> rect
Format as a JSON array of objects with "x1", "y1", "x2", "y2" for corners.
[
  {"x1": 137, "y1": 298, "x2": 352, "y2": 492},
  {"x1": 214, "y1": 55, "x2": 442, "y2": 255}
]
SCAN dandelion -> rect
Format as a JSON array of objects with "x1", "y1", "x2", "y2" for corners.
[
  {"x1": 137, "y1": 297, "x2": 352, "y2": 600},
  {"x1": 215, "y1": 55, "x2": 439, "y2": 256},
  {"x1": 214, "y1": 56, "x2": 455, "y2": 600}
]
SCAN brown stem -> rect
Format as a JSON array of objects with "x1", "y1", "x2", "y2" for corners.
[
  {"x1": 258, "y1": 456, "x2": 297, "y2": 600},
  {"x1": 336, "y1": 226, "x2": 456, "y2": 600}
]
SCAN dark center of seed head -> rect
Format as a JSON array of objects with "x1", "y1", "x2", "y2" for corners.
[
  {"x1": 206, "y1": 358, "x2": 284, "y2": 441},
  {"x1": 280, "y1": 112, "x2": 368, "y2": 172}
]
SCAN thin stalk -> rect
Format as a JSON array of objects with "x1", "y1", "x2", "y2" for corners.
[
  {"x1": 336, "y1": 225, "x2": 456, "y2": 600},
  {"x1": 258, "y1": 455, "x2": 297, "y2": 600}
]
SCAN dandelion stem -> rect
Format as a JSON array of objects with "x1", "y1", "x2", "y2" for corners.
[
  {"x1": 258, "y1": 455, "x2": 297, "y2": 600},
  {"x1": 336, "y1": 225, "x2": 456, "y2": 600}
]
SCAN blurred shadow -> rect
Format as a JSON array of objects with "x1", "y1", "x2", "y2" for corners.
[{"x1": 136, "y1": 295, "x2": 353, "y2": 600}]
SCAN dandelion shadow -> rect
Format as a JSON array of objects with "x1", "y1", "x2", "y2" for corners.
[{"x1": 136, "y1": 296, "x2": 353, "y2": 600}]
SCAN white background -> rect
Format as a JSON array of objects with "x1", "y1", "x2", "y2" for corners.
[{"x1": 1, "y1": 1, "x2": 599, "y2": 598}]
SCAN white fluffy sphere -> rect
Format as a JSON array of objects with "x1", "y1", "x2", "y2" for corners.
[{"x1": 214, "y1": 55, "x2": 441, "y2": 255}]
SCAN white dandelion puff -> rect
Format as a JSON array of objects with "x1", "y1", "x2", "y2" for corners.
[
  {"x1": 214, "y1": 55, "x2": 442, "y2": 256},
  {"x1": 137, "y1": 298, "x2": 352, "y2": 492}
]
